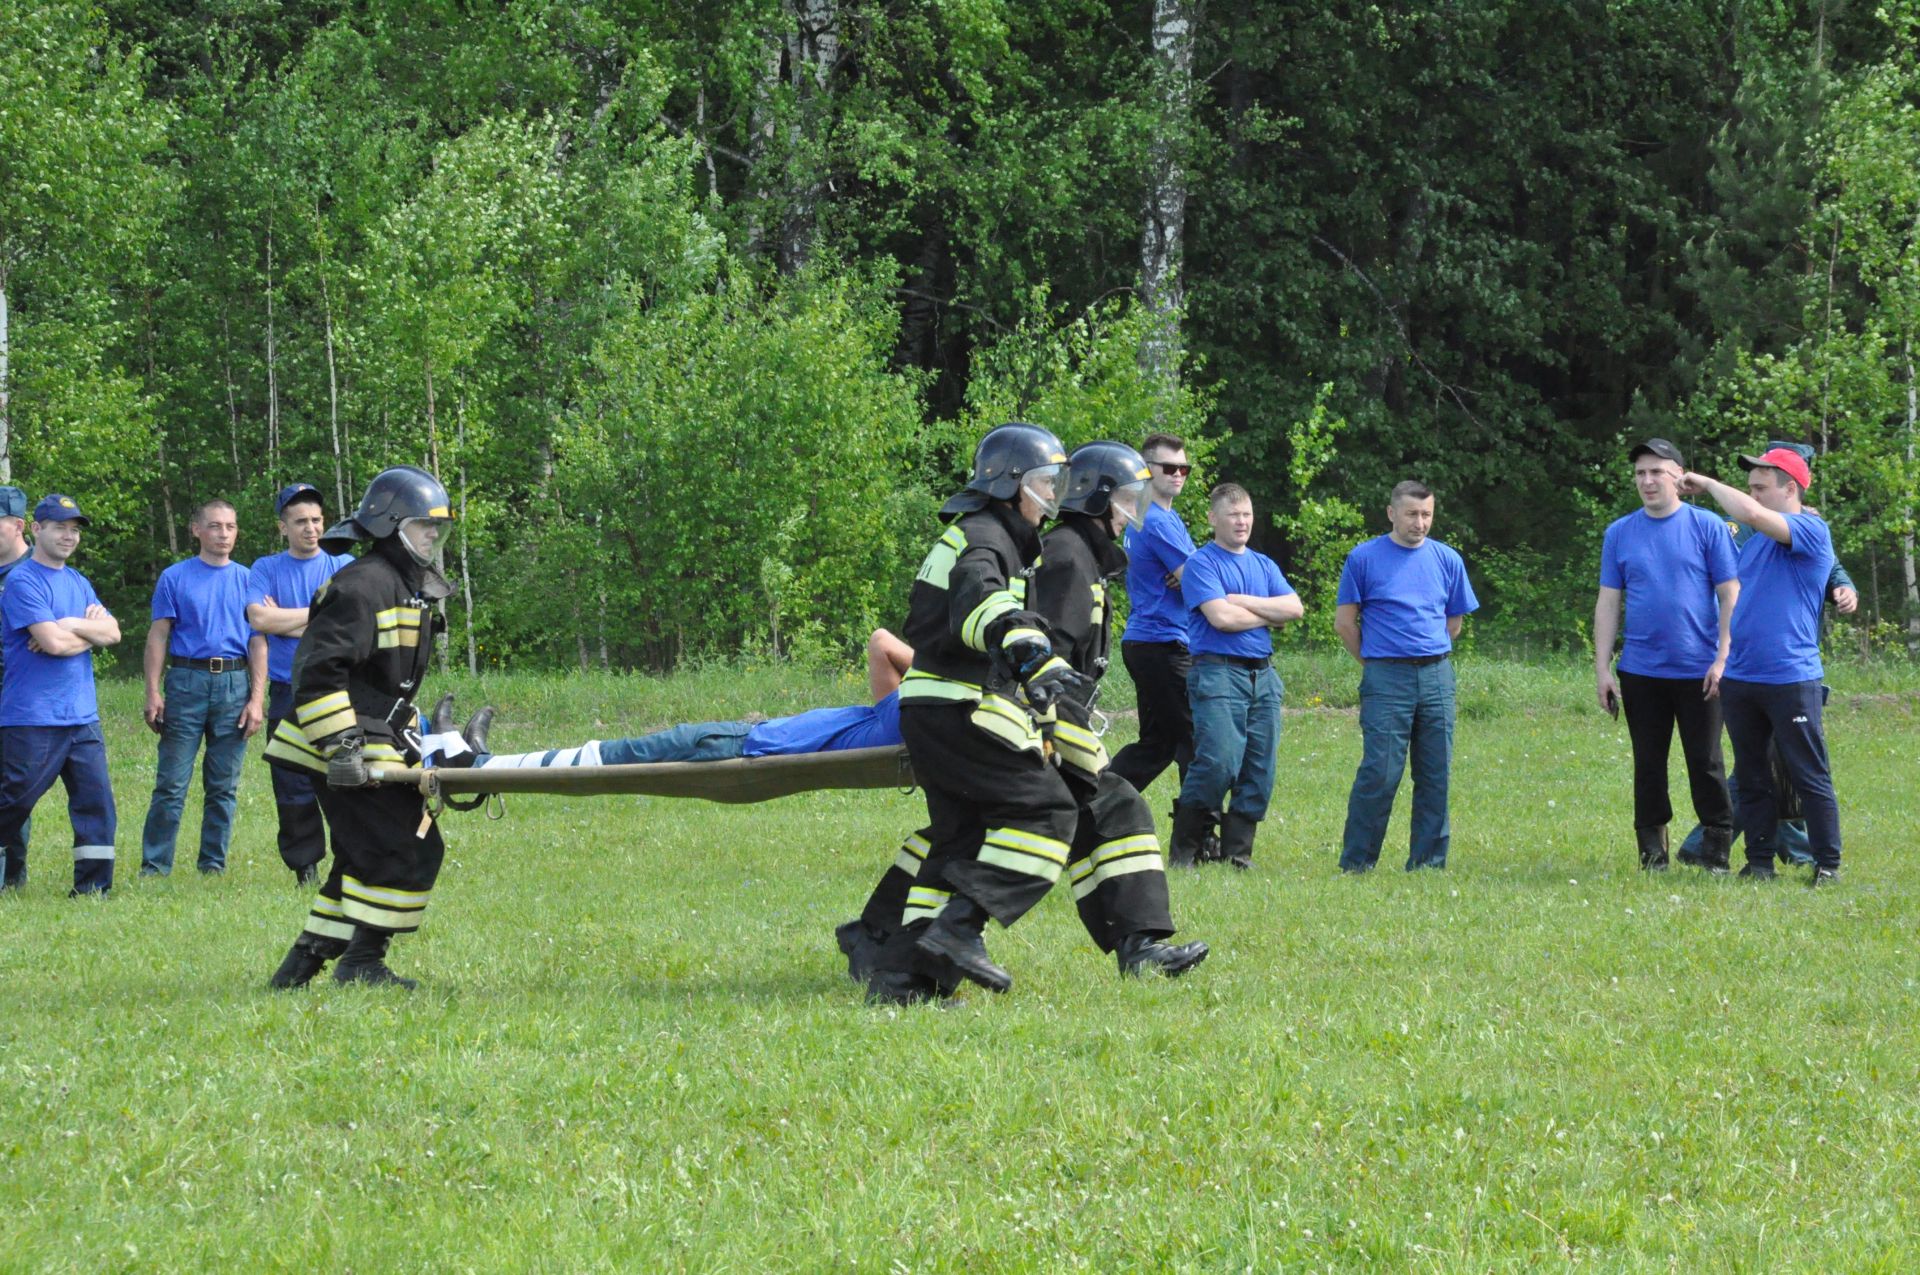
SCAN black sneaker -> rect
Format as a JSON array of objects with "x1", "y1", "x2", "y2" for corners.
[
  {"x1": 1736, "y1": 862, "x2": 1777, "y2": 881},
  {"x1": 1810, "y1": 867, "x2": 1841, "y2": 888}
]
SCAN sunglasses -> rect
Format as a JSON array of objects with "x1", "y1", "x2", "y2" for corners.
[{"x1": 1153, "y1": 462, "x2": 1193, "y2": 476}]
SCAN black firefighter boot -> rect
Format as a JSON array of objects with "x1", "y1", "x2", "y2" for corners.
[
  {"x1": 333, "y1": 926, "x2": 419, "y2": 990},
  {"x1": 1636, "y1": 825, "x2": 1670, "y2": 871},
  {"x1": 1219, "y1": 811, "x2": 1260, "y2": 871},
  {"x1": 1115, "y1": 931, "x2": 1210, "y2": 978},
  {"x1": 268, "y1": 934, "x2": 349, "y2": 990},
  {"x1": 1168, "y1": 802, "x2": 1215, "y2": 868},
  {"x1": 1700, "y1": 825, "x2": 1733, "y2": 876},
  {"x1": 914, "y1": 895, "x2": 1011, "y2": 993}
]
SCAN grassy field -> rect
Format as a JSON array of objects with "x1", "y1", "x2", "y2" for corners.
[{"x1": 2, "y1": 655, "x2": 1917, "y2": 1271}]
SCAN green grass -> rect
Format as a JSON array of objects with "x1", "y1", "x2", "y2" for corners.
[{"x1": 3, "y1": 660, "x2": 1917, "y2": 1270}]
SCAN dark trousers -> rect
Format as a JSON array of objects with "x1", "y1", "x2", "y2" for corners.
[
  {"x1": 300, "y1": 782, "x2": 446, "y2": 939},
  {"x1": 1109, "y1": 640, "x2": 1194, "y2": 795},
  {"x1": 1719, "y1": 678, "x2": 1841, "y2": 871},
  {"x1": 1617, "y1": 669, "x2": 1732, "y2": 833},
  {"x1": 0, "y1": 723, "x2": 117, "y2": 894},
  {"x1": 266, "y1": 681, "x2": 327, "y2": 876}
]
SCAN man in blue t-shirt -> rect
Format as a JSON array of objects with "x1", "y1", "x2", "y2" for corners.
[
  {"x1": 1334, "y1": 480, "x2": 1480, "y2": 872},
  {"x1": 246, "y1": 483, "x2": 356, "y2": 883},
  {"x1": 1594, "y1": 438, "x2": 1741, "y2": 872},
  {"x1": 455, "y1": 628, "x2": 911, "y2": 770},
  {"x1": 1110, "y1": 431, "x2": 1199, "y2": 797},
  {"x1": 139, "y1": 498, "x2": 266, "y2": 876},
  {"x1": 1172, "y1": 482, "x2": 1303, "y2": 869},
  {"x1": 1678, "y1": 448, "x2": 1843, "y2": 885},
  {"x1": 0, "y1": 494, "x2": 122, "y2": 895}
]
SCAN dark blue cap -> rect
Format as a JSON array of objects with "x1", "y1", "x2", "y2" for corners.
[
  {"x1": 0, "y1": 487, "x2": 25, "y2": 519},
  {"x1": 33, "y1": 494, "x2": 91, "y2": 525},
  {"x1": 276, "y1": 482, "x2": 322, "y2": 514}
]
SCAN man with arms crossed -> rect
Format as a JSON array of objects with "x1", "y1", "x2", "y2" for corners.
[
  {"x1": 1171, "y1": 483, "x2": 1302, "y2": 870},
  {"x1": 1678, "y1": 448, "x2": 1843, "y2": 885},
  {"x1": 1335, "y1": 481, "x2": 1479, "y2": 873},
  {"x1": 1594, "y1": 438, "x2": 1740, "y2": 872}
]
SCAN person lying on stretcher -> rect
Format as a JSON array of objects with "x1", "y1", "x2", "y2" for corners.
[{"x1": 419, "y1": 629, "x2": 912, "y2": 769}]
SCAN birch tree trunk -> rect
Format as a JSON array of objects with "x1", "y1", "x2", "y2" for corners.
[
  {"x1": 744, "y1": 32, "x2": 785, "y2": 260},
  {"x1": 1138, "y1": 0, "x2": 1196, "y2": 393},
  {"x1": 0, "y1": 272, "x2": 11, "y2": 484},
  {"x1": 264, "y1": 215, "x2": 281, "y2": 490},
  {"x1": 1904, "y1": 340, "x2": 1918, "y2": 654},
  {"x1": 315, "y1": 232, "x2": 346, "y2": 514},
  {"x1": 778, "y1": 0, "x2": 841, "y2": 275},
  {"x1": 456, "y1": 389, "x2": 477, "y2": 676}
]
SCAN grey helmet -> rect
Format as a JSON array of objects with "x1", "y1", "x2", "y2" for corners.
[
  {"x1": 1060, "y1": 441, "x2": 1153, "y2": 531},
  {"x1": 939, "y1": 422, "x2": 1069, "y2": 519},
  {"x1": 320, "y1": 465, "x2": 453, "y2": 553}
]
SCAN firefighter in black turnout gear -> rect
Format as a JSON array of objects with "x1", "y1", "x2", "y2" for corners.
[
  {"x1": 264, "y1": 466, "x2": 460, "y2": 990},
  {"x1": 854, "y1": 433, "x2": 1208, "y2": 1002}
]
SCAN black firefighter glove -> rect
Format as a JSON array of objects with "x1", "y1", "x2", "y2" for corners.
[
  {"x1": 1004, "y1": 633, "x2": 1054, "y2": 681},
  {"x1": 326, "y1": 733, "x2": 370, "y2": 789},
  {"x1": 1024, "y1": 658, "x2": 1097, "y2": 719}
]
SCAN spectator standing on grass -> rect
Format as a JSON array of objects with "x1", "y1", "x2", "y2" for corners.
[
  {"x1": 1593, "y1": 438, "x2": 1740, "y2": 872},
  {"x1": 1110, "y1": 432, "x2": 1199, "y2": 799},
  {"x1": 1334, "y1": 480, "x2": 1478, "y2": 874},
  {"x1": 0, "y1": 495, "x2": 122, "y2": 895},
  {"x1": 1678, "y1": 448, "x2": 1843, "y2": 886},
  {"x1": 1171, "y1": 483, "x2": 1302, "y2": 870},
  {"x1": 140, "y1": 499, "x2": 265, "y2": 876},
  {"x1": 247, "y1": 483, "x2": 355, "y2": 884}
]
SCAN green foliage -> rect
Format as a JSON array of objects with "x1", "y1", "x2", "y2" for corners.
[{"x1": 1272, "y1": 383, "x2": 1365, "y2": 645}]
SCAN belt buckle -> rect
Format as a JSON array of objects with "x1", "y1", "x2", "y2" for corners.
[{"x1": 208, "y1": 656, "x2": 228, "y2": 674}]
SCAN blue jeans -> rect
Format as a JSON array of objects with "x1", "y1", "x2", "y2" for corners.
[
  {"x1": 141, "y1": 666, "x2": 250, "y2": 874},
  {"x1": 0, "y1": 723, "x2": 117, "y2": 894},
  {"x1": 598, "y1": 720, "x2": 752, "y2": 766},
  {"x1": 1177, "y1": 657, "x2": 1281, "y2": 820},
  {"x1": 1340, "y1": 658, "x2": 1456, "y2": 871}
]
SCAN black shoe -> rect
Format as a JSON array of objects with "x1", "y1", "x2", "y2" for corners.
[
  {"x1": 429, "y1": 692, "x2": 458, "y2": 736},
  {"x1": 914, "y1": 898, "x2": 1011, "y2": 993},
  {"x1": 462, "y1": 706, "x2": 495, "y2": 757},
  {"x1": 835, "y1": 919, "x2": 881, "y2": 983},
  {"x1": 268, "y1": 935, "x2": 345, "y2": 990},
  {"x1": 1115, "y1": 932, "x2": 1210, "y2": 978},
  {"x1": 332, "y1": 927, "x2": 419, "y2": 990},
  {"x1": 1736, "y1": 862, "x2": 1777, "y2": 881},
  {"x1": 865, "y1": 968, "x2": 942, "y2": 1006},
  {"x1": 1636, "y1": 825, "x2": 1669, "y2": 871},
  {"x1": 1810, "y1": 867, "x2": 1841, "y2": 888}
]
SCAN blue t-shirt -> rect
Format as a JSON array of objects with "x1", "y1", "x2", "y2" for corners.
[
  {"x1": 1182, "y1": 542, "x2": 1296, "y2": 659},
  {"x1": 1598, "y1": 504, "x2": 1740, "y2": 679},
  {"x1": 248, "y1": 550, "x2": 355, "y2": 683},
  {"x1": 742, "y1": 691, "x2": 903, "y2": 757},
  {"x1": 1725, "y1": 512, "x2": 1834, "y2": 684},
  {"x1": 1122, "y1": 502, "x2": 1198, "y2": 644},
  {"x1": 1336, "y1": 535, "x2": 1479, "y2": 659},
  {"x1": 0, "y1": 559, "x2": 106, "y2": 726},
  {"x1": 151, "y1": 557, "x2": 253, "y2": 660},
  {"x1": 0, "y1": 551, "x2": 28, "y2": 688}
]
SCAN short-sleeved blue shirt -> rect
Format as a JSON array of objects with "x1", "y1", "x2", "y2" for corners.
[
  {"x1": 1725, "y1": 512, "x2": 1834, "y2": 684},
  {"x1": 248, "y1": 550, "x2": 355, "y2": 683},
  {"x1": 1122, "y1": 502, "x2": 1197, "y2": 644},
  {"x1": 151, "y1": 557, "x2": 252, "y2": 660},
  {"x1": 742, "y1": 690, "x2": 903, "y2": 757},
  {"x1": 1182, "y1": 542, "x2": 1295, "y2": 659},
  {"x1": 1599, "y1": 504, "x2": 1740, "y2": 679},
  {"x1": 0, "y1": 551, "x2": 29, "y2": 689},
  {"x1": 1336, "y1": 535, "x2": 1479, "y2": 659},
  {"x1": 0, "y1": 559, "x2": 106, "y2": 726}
]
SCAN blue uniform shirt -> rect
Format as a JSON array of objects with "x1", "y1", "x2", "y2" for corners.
[
  {"x1": 742, "y1": 691, "x2": 903, "y2": 757},
  {"x1": 0, "y1": 559, "x2": 106, "y2": 726},
  {"x1": 248, "y1": 550, "x2": 355, "y2": 683},
  {"x1": 151, "y1": 557, "x2": 252, "y2": 660},
  {"x1": 1182, "y1": 542, "x2": 1295, "y2": 659},
  {"x1": 0, "y1": 551, "x2": 28, "y2": 689},
  {"x1": 1599, "y1": 504, "x2": 1740, "y2": 678},
  {"x1": 1725, "y1": 512, "x2": 1833, "y2": 684},
  {"x1": 1336, "y1": 535, "x2": 1479, "y2": 659},
  {"x1": 1122, "y1": 502, "x2": 1197, "y2": 644}
]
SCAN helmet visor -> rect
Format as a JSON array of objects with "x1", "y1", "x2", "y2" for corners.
[
  {"x1": 1108, "y1": 478, "x2": 1150, "y2": 532},
  {"x1": 398, "y1": 516, "x2": 456, "y2": 568},
  {"x1": 1021, "y1": 463, "x2": 1064, "y2": 518}
]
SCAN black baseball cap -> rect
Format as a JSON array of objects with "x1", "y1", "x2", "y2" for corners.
[{"x1": 1628, "y1": 438, "x2": 1685, "y2": 467}]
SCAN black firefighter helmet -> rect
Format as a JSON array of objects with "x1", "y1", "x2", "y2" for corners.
[
  {"x1": 1060, "y1": 441, "x2": 1153, "y2": 531},
  {"x1": 320, "y1": 465, "x2": 454, "y2": 554},
  {"x1": 939, "y1": 422, "x2": 1069, "y2": 520}
]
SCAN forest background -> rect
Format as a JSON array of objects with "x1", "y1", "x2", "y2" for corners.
[{"x1": 5, "y1": 0, "x2": 1920, "y2": 674}]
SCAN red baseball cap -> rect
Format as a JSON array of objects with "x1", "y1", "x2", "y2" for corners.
[{"x1": 1739, "y1": 447, "x2": 1812, "y2": 492}]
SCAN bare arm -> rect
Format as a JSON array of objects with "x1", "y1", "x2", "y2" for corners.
[
  {"x1": 1681, "y1": 472, "x2": 1791, "y2": 545},
  {"x1": 26, "y1": 619, "x2": 91, "y2": 657},
  {"x1": 246, "y1": 598, "x2": 311, "y2": 637},
  {"x1": 58, "y1": 604, "x2": 120, "y2": 647},
  {"x1": 1333, "y1": 602, "x2": 1364, "y2": 664},
  {"x1": 144, "y1": 618, "x2": 171, "y2": 731},
  {"x1": 866, "y1": 627, "x2": 914, "y2": 701},
  {"x1": 1225, "y1": 592, "x2": 1305, "y2": 626},
  {"x1": 1198, "y1": 597, "x2": 1268, "y2": 633},
  {"x1": 1704, "y1": 578, "x2": 1739, "y2": 699},
  {"x1": 1593, "y1": 586, "x2": 1621, "y2": 712},
  {"x1": 1446, "y1": 614, "x2": 1464, "y2": 640},
  {"x1": 238, "y1": 635, "x2": 267, "y2": 737}
]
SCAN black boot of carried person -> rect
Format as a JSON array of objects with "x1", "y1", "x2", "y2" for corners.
[{"x1": 333, "y1": 926, "x2": 419, "y2": 990}]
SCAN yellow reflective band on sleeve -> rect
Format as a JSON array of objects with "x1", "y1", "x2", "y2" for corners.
[
  {"x1": 962, "y1": 591, "x2": 1021, "y2": 651},
  {"x1": 970, "y1": 694, "x2": 1043, "y2": 753},
  {"x1": 1011, "y1": 575, "x2": 1029, "y2": 603},
  {"x1": 902, "y1": 885, "x2": 952, "y2": 926},
  {"x1": 362, "y1": 741, "x2": 406, "y2": 763},
  {"x1": 341, "y1": 875, "x2": 431, "y2": 932},
  {"x1": 915, "y1": 526, "x2": 968, "y2": 590},
  {"x1": 264, "y1": 720, "x2": 329, "y2": 774},
  {"x1": 1049, "y1": 719, "x2": 1109, "y2": 777},
  {"x1": 1090, "y1": 581, "x2": 1106, "y2": 627},
  {"x1": 1067, "y1": 833, "x2": 1163, "y2": 898},
  {"x1": 979, "y1": 827, "x2": 1069, "y2": 882},
  {"x1": 899, "y1": 670, "x2": 982, "y2": 705},
  {"x1": 295, "y1": 690, "x2": 356, "y2": 742},
  {"x1": 296, "y1": 691, "x2": 351, "y2": 723},
  {"x1": 893, "y1": 832, "x2": 931, "y2": 876},
  {"x1": 375, "y1": 606, "x2": 424, "y2": 649}
]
